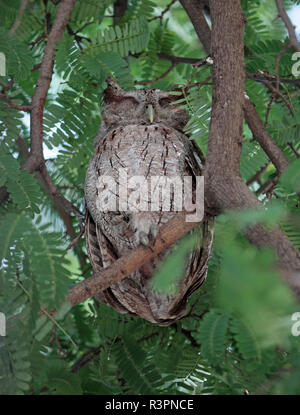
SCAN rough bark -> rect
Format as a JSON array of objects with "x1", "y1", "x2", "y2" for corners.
[
  {"x1": 67, "y1": 211, "x2": 200, "y2": 306},
  {"x1": 204, "y1": 0, "x2": 300, "y2": 296}
]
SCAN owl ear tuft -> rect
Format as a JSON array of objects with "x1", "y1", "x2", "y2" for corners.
[{"x1": 104, "y1": 77, "x2": 125, "y2": 102}]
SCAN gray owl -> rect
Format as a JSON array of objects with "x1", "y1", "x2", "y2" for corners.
[{"x1": 85, "y1": 79, "x2": 214, "y2": 326}]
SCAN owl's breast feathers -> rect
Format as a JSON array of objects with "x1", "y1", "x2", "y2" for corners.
[{"x1": 85, "y1": 123, "x2": 214, "y2": 325}]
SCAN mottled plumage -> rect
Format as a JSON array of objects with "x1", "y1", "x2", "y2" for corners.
[{"x1": 85, "y1": 79, "x2": 214, "y2": 325}]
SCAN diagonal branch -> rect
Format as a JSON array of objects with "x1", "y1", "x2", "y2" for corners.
[
  {"x1": 276, "y1": 0, "x2": 300, "y2": 52},
  {"x1": 179, "y1": 0, "x2": 211, "y2": 53},
  {"x1": 243, "y1": 97, "x2": 290, "y2": 175},
  {"x1": 18, "y1": 0, "x2": 83, "y2": 226},
  {"x1": 22, "y1": 0, "x2": 76, "y2": 173},
  {"x1": 67, "y1": 211, "x2": 199, "y2": 306},
  {"x1": 9, "y1": 0, "x2": 29, "y2": 38}
]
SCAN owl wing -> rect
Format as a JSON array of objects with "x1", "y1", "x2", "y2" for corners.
[{"x1": 85, "y1": 209, "x2": 130, "y2": 314}]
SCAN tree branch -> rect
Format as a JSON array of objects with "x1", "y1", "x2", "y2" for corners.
[
  {"x1": 17, "y1": 0, "x2": 83, "y2": 227},
  {"x1": 149, "y1": 0, "x2": 178, "y2": 22},
  {"x1": 134, "y1": 61, "x2": 177, "y2": 85},
  {"x1": 179, "y1": 0, "x2": 211, "y2": 53},
  {"x1": 16, "y1": 137, "x2": 79, "y2": 238},
  {"x1": 67, "y1": 211, "x2": 200, "y2": 306},
  {"x1": 9, "y1": 0, "x2": 29, "y2": 38},
  {"x1": 203, "y1": 0, "x2": 300, "y2": 296},
  {"x1": 276, "y1": 0, "x2": 300, "y2": 52},
  {"x1": 243, "y1": 96, "x2": 290, "y2": 175},
  {"x1": 22, "y1": 0, "x2": 76, "y2": 173}
]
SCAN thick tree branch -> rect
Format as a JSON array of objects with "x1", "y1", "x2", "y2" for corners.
[
  {"x1": 22, "y1": 0, "x2": 76, "y2": 173},
  {"x1": 203, "y1": 0, "x2": 300, "y2": 296},
  {"x1": 178, "y1": 0, "x2": 290, "y2": 178},
  {"x1": 67, "y1": 211, "x2": 200, "y2": 306},
  {"x1": 17, "y1": 0, "x2": 83, "y2": 227},
  {"x1": 276, "y1": 0, "x2": 300, "y2": 52},
  {"x1": 179, "y1": 0, "x2": 211, "y2": 53},
  {"x1": 17, "y1": 137, "x2": 78, "y2": 238}
]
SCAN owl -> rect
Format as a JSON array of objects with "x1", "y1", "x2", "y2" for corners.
[{"x1": 85, "y1": 78, "x2": 214, "y2": 326}]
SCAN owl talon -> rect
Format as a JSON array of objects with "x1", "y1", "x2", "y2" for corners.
[
  {"x1": 149, "y1": 224, "x2": 158, "y2": 244},
  {"x1": 139, "y1": 231, "x2": 150, "y2": 247}
]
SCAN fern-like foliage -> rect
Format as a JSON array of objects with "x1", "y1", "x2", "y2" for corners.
[
  {"x1": 85, "y1": 17, "x2": 150, "y2": 57},
  {"x1": 1, "y1": 0, "x2": 300, "y2": 397}
]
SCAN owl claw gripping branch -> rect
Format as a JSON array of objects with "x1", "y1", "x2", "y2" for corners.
[{"x1": 84, "y1": 78, "x2": 214, "y2": 326}]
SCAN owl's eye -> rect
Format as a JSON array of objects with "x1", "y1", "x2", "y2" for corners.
[
  {"x1": 122, "y1": 97, "x2": 140, "y2": 106},
  {"x1": 109, "y1": 97, "x2": 140, "y2": 111},
  {"x1": 158, "y1": 96, "x2": 178, "y2": 108}
]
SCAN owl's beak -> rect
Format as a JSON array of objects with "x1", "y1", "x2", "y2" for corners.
[{"x1": 147, "y1": 104, "x2": 155, "y2": 123}]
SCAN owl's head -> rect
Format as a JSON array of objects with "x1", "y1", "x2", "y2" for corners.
[{"x1": 102, "y1": 78, "x2": 188, "y2": 131}]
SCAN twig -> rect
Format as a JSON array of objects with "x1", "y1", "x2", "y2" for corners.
[
  {"x1": 244, "y1": 96, "x2": 290, "y2": 175},
  {"x1": 246, "y1": 164, "x2": 269, "y2": 186},
  {"x1": 276, "y1": 0, "x2": 300, "y2": 52},
  {"x1": 247, "y1": 72, "x2": 300, "y2": 87},
  {"x1": 0, "y1": 92, "x2": 31, "y2": 112},
  {"x1": 287, "y1": 142, "x2": 300, "y2": 158},
  {"x1": 65, "y1": 226, "x2": 85, "y2": 252},
  {"x1": 71, "y1": 345, "x2": 103, "y2": 373},
  {"x1": 264, "y1": 96, "x2": 274, "y2": 127},
  {"x1": 275, "y1": 44, "x2": 292, "y2": 92},
  {"x1": 135, "y1": 62, "x2": 177, "y2": 85},
  {"x1": 149, "y1": 0, "x2": 178, "y2": 22},
  {"x1": 256, "y1": 176, "x2": 279, "y2": 196},
  {"x1": 9, "y1": 0, "x2": 29, "y2": 38}
]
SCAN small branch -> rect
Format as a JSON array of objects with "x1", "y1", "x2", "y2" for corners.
[
  {"x1": 180, "y1": 328, "x2": 200, "y2": 348},
  {"x1": 256, "y1": 176, "x2": 279, "y2": 197},
  {"x1": 275, "y1": 44, "x2": 293, "y2": 92},
  {"x1": 149, "y1": 0, "x2": 177, "y2": 22},
  {"x1": 0, "y1": 92, "x2": 31, "y2": 112},
  {"x1": 71, "y1": 345, "x2": 103, "y2": 373},
  {"x1": 276, "y1": 0, "x2": 300, "y2": 52},
  {"x1": 244, "y1": 97, "x2": 290, "y2": 175},
  {"x1": 17, "y1": 136, "x2": 84, "y2": 234},
  {"x1": 246, "y1": 164, "x2": 269, "y2": 186},
  {"x1": 135, "y1": 62, "x2": 177, "y2": 85},
  {"x1": 9, "y1": 0, "x2": 29, "y2": 38},
  {"x1": 264, "y1": 96, "x2": 275, "y2": 127},
  {"x1": 67, "y1": 211, "x2": 200, "y2": 306},
  {"x1": 247, "y1": 72, "x2": 300, "y2": 87},
  {"x1": 287, "y1": 142, "x2": 300, "y2": 158}
]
